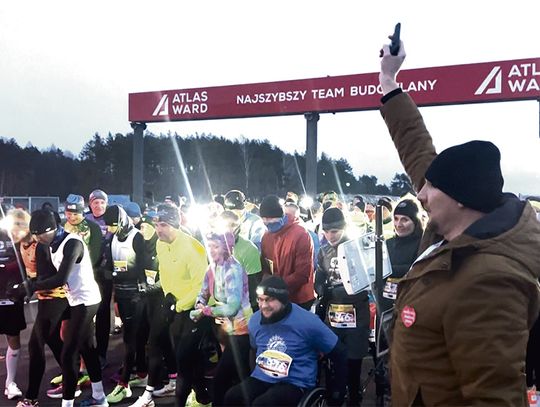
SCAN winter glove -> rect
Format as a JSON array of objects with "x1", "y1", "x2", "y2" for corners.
[
  {"x1": 6, "y1": 279, "x2": 34, "y2": 303},
  {"x1": 313, "y1": 296, "x2": 328, "y2": 322},
  {"x1": 138, "y1": 282, "x2": 148, "y2": 296},
  {"x1": 163, "y1": 292, "x2": 177, "y2": 324},
  {"x1": 379, "y1": 37, "x2": 406, "y2": 95}
]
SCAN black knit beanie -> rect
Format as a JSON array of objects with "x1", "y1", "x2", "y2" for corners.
[
  {"x1": 30, "y1": 209, "x2": 58, "y2": 235},
  {"x1": 259, "y1": 195, "x2": 284, "y2": 218},
  {"x1": 256, "y1": 276, "x2": 289, "y2": 304},
  {"x1": 156, "y1": 204, "x2": 180, "y2": 229},
  {"x1": 224, "y1": 190, "x2": 246, "y2": 210},
  {"x1": 103, "y1": 205, "x2": 121, "y2": 226},
  {"x1": 394, "y1": 199, "x2": 420, "y2": 223},
  {"x1": 322, "y1": 207, "x2": 346, "y2": 231},
  {"x1": 425, "y1": 140, "x2": 503, "y2": 213}
]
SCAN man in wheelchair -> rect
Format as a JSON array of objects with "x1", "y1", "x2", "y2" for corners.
[{"x1": 224, "y1": 276, "x2": 347, "y2": 406}]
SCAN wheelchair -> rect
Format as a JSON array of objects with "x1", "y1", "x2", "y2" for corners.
[
  {"x1": 296, "y1": 355, "x2": 333, "y2": 407},
  {"x1": 297, "y1": 386, "x2": 327, "y2": 407}
]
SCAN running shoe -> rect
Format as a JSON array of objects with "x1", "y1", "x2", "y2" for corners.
[
  {"x1": 78, "y1": 373, "x2": 91, "y2": 387},
  {"x1": 128, "y1": 375, "x2": 148, "y2": 388},
  {"x1": 16, "y1": 399, "x2": 39, "y2": 407},
  {"x1": 79, "y1": 395, "x2": 109, "y2": 407},
  {"x1": 128, "y1": 396, "x2": 155, "y2": 407},
  {"x1": 4, "y1": 382, "x2": 23, "y2": 400},
  {"x1": 50, "y1": 373, "x2": 62, "y2": 386},
  {"x1": 106, "y1": 384, "x2": 132, "y2": 404},
  {"x1": 46, "y1": 384, "x2": 81, "y2": 399},
  {"x1": 152, "y1": 380, "x2": 176, "y2": 397}
]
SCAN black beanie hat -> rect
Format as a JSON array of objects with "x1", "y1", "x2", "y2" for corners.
[
  {"x1": 259, "y1": 195, "x2": 284, "y2": 218},
  {"x1": 425, "y1": 140, "x2": 503, "y2": 213},
  {"x1": 156, "y1": 204, "x2": 180, "y2": 229},
  {"x1": 322, "y1": 207, "x2": 347, "y2": 231},
  {"x1": 224, "y1": 190, "x2": 246, "y2": 210},
  {"x1": 256, "y1": 276, "x2": 289, "y2": 304},
  {"x1": 394, "y1": 199, "x2": 420, "y2": 223},
  {"x1": 30, "y1": 209, "x2": 58, "y2": 235},
  {"x1": 103, "y1": 205, "x2": 121, "y2": 227}
]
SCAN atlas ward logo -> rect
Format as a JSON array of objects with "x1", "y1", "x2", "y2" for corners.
[
  {"x1": 474, "y1": 66, "x2": 502, "y2": 95},
  {"x1": 152, "y1": 94, "x2": 169, "y2": 116}
]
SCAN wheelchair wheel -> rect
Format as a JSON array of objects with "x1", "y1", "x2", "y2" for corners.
[{"x1": 297, "y1": 386, "x2": 326, "y2": 407}]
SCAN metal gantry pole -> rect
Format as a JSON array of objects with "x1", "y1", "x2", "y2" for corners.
[
  {"x1": 374, "y1": 204, "x2": 384, "y2": 304},
  {"x1": 131, "y1": 122, "x2": 146, "y2": 205},
  {"x1": 305, "y1": 112, "x2": 319, "y2": 197}
]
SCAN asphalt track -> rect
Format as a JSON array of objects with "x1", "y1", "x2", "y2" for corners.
[{"x1": 0, "y1": 302, "x2": 380, "y2": 406}]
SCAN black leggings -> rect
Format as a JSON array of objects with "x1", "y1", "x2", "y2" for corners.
[
  {"x1": 212, "y1": 334, "x2": 251, "y2": 407},
  {"x1": 116, "y1": 296, "x2": 143, "y2": 384},
  {"x1": 224, "y1": 376, "x2": 305, "y2": 406},
  {"x1": 170, "y1": 312, "x2": 211, "y2": 406},
  {"x1": 26, "y1": 298, "x2": 69, "y2": 399},
  {"x1": 347, "y1": 358, "x2": 363, "y2": 405},
  {"x1": 134, "y1": 297, "x2": 150, "y2": 375},
  {"x1": 146, "y1": 295, "x2": 176, "y2": 387},
  {"x1": 95, "y1": 278, "x2": 113, "y2": 360},
  {"x1": 61, "y1": 303, "x2": 101, "y2": 400}
]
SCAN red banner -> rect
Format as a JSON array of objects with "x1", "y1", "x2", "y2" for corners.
[{"x1": 128, "y1": 58, "x2": 540, "y2": 123}]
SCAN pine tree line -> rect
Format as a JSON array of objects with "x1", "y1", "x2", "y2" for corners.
[{"x1": 0, "y1": 132, "x2": 413, "y2": 203}]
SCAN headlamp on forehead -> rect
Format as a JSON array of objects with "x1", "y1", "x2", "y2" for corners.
[
  {"x1": 256, "y1": 286, "x2": 288, "y2": 297},
  {"x1": 29, "y1": 209, "x2": 58, "y2": 235}
]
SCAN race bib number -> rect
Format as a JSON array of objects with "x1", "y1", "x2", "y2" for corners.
[
  {"x1": 145, "y1": 269, "x2": 157, "y2": 285},
  {"x1": 113, "y1": 260, "x2": 128, "y2": 273},
  {"x1": 328, "y1": 304, "x2": 356, "y2": 328},
  {"x1": 383, "y1": 279, "x2": 399, "y2": 300},
  {"x1": 256, "y1": 349, "x2": 292, "y2": 378}
]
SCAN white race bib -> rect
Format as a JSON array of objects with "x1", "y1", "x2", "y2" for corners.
[
  {"x1": 256, "y1": 349, "x2": 292, "y2": 378},
  {"x1": 328, "y1": 303, "x2": 357, "y2": 328}
]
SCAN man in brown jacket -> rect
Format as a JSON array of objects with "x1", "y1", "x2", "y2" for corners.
[{"x1": 379, "y1": 37, "x2": 540, "y2": 405}]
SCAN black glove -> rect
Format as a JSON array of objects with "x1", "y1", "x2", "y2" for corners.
[
  {"x1": 144, "y1": 282, "x2": 163, "y2": 297},
  {"x1": 163, "y1": 292, "x2": 177, "y2": 324},
  {"x1": 6, "y1": 279, "x2": 34, "y2": 303},
  {"x1": 313, "y1": 296, "x2": 328, "y2": 321},
  {"x1": 129, "y1": 282, "x2": 148, "y2": 304}
]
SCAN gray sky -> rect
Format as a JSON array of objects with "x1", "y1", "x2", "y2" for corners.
[{"x1": 1, "y1": 0, "x2": 539, "y2": 194}]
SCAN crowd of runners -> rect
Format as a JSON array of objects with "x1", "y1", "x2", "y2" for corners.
[
  {"x1": 1, "y1": 34, "x2": 540, "y2": 407},
  {"x1": 1, "y1": 185, "x2": 403, "y2": 407}
]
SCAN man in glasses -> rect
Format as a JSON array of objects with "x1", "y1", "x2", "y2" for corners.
[{"x1": 224, "y1": 276, "x2": 347, "y2": 407}]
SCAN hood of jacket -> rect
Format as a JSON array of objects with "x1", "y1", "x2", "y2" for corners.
[{"x1": 439, "y1": 194, "x2": 540, "y2": 279}]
